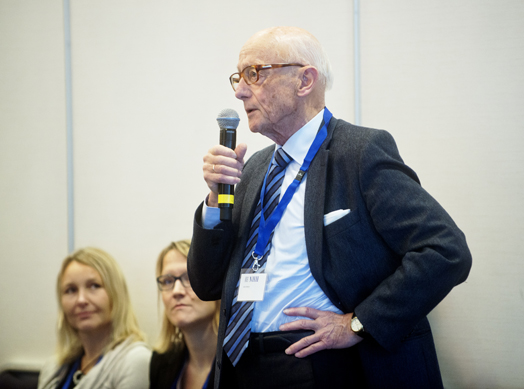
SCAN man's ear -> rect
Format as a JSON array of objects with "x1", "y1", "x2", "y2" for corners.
[{"x1": 297, "y1": 66, "x2": 319, "y2": 97}]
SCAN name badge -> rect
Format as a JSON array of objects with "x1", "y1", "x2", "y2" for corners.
[{"x1": 237, "y1": 270, "x2": 267, "y2": 302}]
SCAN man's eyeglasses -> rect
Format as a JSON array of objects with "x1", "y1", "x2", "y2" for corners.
[
  {"x1": 229, "y1": 63, "x2": 304, "y2": 91},
  {"x1": 156, "y1": 273, "x2": 191, "y2": 291}
]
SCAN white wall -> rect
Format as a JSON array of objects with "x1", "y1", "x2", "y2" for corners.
[
  {"x1": 0, "y1": 0, "x2": 68, "y2": 367},
  {"x1": 1, "y1": 1, "x2": 523, "y2": 387}
]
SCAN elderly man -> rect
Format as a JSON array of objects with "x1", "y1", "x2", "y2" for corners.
[{"x1": 188, "y1": 26, "x2": 471, "y2": 389}]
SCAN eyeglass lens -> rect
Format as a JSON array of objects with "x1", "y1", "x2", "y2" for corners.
[
  {"x1": 157, "y1": 273, "x2": 190, "y2": 290},
  {"x1": 230, "y1": 64, "x2": 303, "y2": 91},
  {"x1": 230, "y1": 66, "x2": 260, "y2": 91}
]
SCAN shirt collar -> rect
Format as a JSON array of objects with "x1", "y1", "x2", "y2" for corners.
[{"x1": 278, "y1": 108, "x2": 325, "y2": 165}]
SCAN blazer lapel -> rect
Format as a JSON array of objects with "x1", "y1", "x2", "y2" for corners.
[
  {"x1": 226, "y1": 147, "x2": 274, "y2": 282},
  {"x1": 304, "y1": 149, "x2": 328, "y2": 278},
  {"x1": 240, "y1": 148, "x2": 274, "y2": 239},
  {"x1": 223, "y1": 147, "x2": 274, "y2": 314},
  {"x1": 304, "y1": 117, "x2": 338, "y2": 300}
]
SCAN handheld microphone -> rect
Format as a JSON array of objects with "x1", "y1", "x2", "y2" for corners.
[{"x1": 217, "y1": 108, "x2": 240, "y2": 221}]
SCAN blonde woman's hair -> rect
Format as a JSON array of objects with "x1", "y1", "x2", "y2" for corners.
[
  {"x1": 56, "y1": 247, "x2": 144, "y2": 365},
  {"x1": 154, "y1": 239, "x2": 220, "y2": 353}
]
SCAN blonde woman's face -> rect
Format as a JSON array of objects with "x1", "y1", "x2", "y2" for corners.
[
  {"x1": 60, "y1": 261, "x2": 112, "y2": 335},
  {"x1": 160, "y1": 249, "x2": 216, "y2": 332}
]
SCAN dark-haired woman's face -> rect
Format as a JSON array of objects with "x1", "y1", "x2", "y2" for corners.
[{"x1": 60, "y1": 261, "x2": 112, "y2": 335}]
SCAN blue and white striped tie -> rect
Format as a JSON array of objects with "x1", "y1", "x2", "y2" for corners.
[{"x1": 223, "y1": 147, "x2": 292, "y2": 366}]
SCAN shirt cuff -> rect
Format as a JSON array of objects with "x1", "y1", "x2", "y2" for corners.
[{"x1": 202, "y1": 196, "x2": 221, "y2": 229}]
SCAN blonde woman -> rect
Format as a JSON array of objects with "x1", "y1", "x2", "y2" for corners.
[
  {"x1": 38, "y1": 247, "x2": 151, "y2": 389},
  {"x1": 150, "y1": 240, "x2": 219, "y2": 389}
]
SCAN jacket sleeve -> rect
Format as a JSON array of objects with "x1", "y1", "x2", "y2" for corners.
[
  {"x1": 187, "y1": 202, "x2": 236, "y2": 301},
  {"x1": 187, "y1": 146, "x2": 272, "y2": 303},
  {"x1": 350, "y1": 130, "x2": 472, "y2": 351}
]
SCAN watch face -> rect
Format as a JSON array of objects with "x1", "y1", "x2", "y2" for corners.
[{"x1": 351, "y1": 317, "x2": 364, "y2": 332}]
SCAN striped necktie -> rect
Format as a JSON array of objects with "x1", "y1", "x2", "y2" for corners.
[{"x1": 223, "y1": 147, "x2": 292, "y2": 366}]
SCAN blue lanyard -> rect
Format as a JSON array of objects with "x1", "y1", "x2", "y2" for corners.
[
  {"x1": 61, "y1": 355, "x2": 102, "y2": 389},
  {"x1": 252, "y1": 108, "x2": 333, "y2": 261},
  {"x1": 61, "y1": 359, "x2": 80, "y2": 389}
]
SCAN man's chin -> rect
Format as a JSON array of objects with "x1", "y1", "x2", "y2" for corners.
[{"x1": 247, "y1": 119, "x2": 261, "y2": 134}]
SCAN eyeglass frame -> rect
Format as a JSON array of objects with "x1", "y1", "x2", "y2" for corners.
[
  {"x1": 229, "y1": 63, "x2": 305, "y2": 91},
  {"x1": 156, "y1": 273, "x2": 191, "y2": 291}
]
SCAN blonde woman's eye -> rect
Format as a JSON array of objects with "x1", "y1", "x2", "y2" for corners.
[{"x1": 64, "y1": 287, "x2": 76, "y2": 294}]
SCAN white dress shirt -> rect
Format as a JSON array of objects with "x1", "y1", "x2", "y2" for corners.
[{"x1": 203, "y1": 109, "x2": 342, "y2": 332}]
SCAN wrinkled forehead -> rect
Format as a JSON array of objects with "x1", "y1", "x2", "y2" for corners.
[{"x1": 237, "y1": 37, "x2": 281, "y2": 71}]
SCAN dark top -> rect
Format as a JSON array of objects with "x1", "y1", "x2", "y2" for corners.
[{"x1": 149, "y1": 343, "x2": 214, "y2": 389}]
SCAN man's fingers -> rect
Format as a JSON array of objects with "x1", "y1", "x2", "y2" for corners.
[
  {"x1": 285, "y1": 335, "x2": 325, "y2": 358},
  {"x1": 235, "y1": 143, "x2": 248, "y2": 163},
  {"x1": 283, "y1": 306, "x2": 321, "y2": 319}
]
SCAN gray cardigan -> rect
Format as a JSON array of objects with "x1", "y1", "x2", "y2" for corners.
[{"x1": 37, "y1": 337, "x2": 151, "y2": 389}]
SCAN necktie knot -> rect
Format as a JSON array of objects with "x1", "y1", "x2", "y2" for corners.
[{"x1": 273, "y1": 148, "x2": 292, "y2": 169}]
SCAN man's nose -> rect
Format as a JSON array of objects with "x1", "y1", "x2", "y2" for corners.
[{"x1": 234, "y1": 77, "x2": 250, "y2": 100}]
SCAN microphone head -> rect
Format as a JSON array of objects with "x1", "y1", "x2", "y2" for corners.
[{"x1": 217, "y1": 108, "x2": 240, "y2": 130}]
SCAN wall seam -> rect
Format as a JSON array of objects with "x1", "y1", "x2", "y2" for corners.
[
  {"x1": 353, "y1": 0, "x2": 361, "y2": 125},
  {"x1": 63, "y1": 0, "x2": 74, "y2": 253}
]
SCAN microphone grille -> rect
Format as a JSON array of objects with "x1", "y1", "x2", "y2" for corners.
[{"x1": 217, "y1": 108, "x2": 240, "y2": 129}]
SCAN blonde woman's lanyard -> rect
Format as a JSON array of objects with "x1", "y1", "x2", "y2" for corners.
[
  {"x1": 61, "y1": 355, "x2": 103, "y2": 389},
  {"x1": 251, "y1": 108, "x2": 333, "y2": 269}
]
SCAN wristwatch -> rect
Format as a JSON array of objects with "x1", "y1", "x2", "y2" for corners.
[{"x1": 350, "y1": 314, "x2": 367, "y2": 338}]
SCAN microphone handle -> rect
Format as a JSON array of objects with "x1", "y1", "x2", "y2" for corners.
[{"x1": 218, "y1": 128, "x2": 236, "y2": 221}]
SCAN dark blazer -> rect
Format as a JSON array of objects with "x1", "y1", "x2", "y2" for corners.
[
  {"x1": 188, "y1": 116, "x2": 472, "y2": 388},
  {"x1": 149, "y1": 343, "x2": 186, "y2": 389},
  {"x1": 149, "y1": 343, "x2": 215, "y2": 389}
]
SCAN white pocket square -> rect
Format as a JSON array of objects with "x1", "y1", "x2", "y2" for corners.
[{"x1": 323, "y1": 209, "x2": 350, "y2": 226}]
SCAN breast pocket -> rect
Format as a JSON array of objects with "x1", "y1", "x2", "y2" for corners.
[{"x1": 323, "y1": 209, "x2": 361, "y2": 239}]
